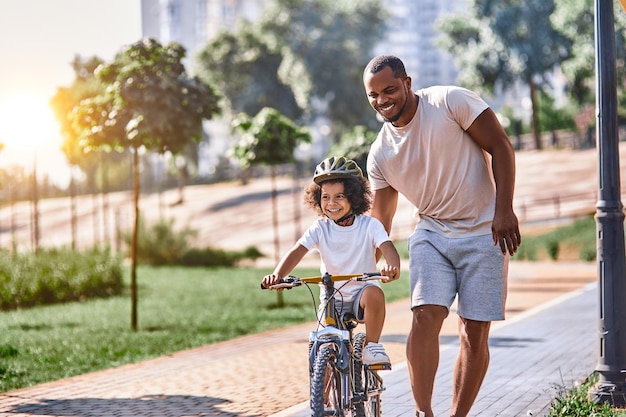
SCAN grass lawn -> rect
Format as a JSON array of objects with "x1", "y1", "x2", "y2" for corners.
[{"x1": 0, "y1": 265, "x2": 411, "y2": 393}]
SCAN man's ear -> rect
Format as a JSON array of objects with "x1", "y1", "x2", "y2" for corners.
[{"x1": 404, "y1": 76, "x2": 412, "y2": 90}]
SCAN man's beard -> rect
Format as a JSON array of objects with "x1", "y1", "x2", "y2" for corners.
[{"x1": 382, "y1": 88, "x2": 410, "y2": 124}]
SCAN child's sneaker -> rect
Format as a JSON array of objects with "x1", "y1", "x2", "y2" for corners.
[{"x1": 362, "y1": 342, "x2": 391, "y2": 366}]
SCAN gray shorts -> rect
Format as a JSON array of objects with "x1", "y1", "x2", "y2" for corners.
[
  {"x1": 318, "y1": 284, "x2": 374, "y2": 323},
  {"x1": 408, "y1": 229, "x2": 508, "y2": 321}
]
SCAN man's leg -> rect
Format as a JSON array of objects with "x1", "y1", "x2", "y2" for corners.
[
  {"x1": 450, "y1": 317, "x2": 491, "y2": 417},
  {"x1": 406, "y1": 304, "x2": 447, "y2": 417}
]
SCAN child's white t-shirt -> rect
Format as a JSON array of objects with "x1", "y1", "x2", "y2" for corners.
[{"x1": 297, "y1": 214, "x2": 391, "y2": 302}]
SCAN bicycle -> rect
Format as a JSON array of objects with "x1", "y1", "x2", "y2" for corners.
[{"x1": 263, "y1": 271, "x2": 390, "y2": 417}]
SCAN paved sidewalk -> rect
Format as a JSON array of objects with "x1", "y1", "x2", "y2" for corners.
[
  {"x1": 277, "y1": 281, "x2": 597, "y2": 417},
  {"x1": 0, "y1": 261, "x2": 599, "y2": 417}
]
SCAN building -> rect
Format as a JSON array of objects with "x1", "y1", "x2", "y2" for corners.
[
  {"x1": 141, "y1": 0, "x2": 267, "y2": 69},
  {"x1": 373, "y1": 0, "x2": 464, "y2": 89}
]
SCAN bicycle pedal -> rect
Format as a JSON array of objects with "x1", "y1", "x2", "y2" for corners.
[{"x1": 365, "y1": 363, "x2": 392, "y2": 371}]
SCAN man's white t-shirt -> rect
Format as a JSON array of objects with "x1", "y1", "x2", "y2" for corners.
[
  {"x1": 298, "y1": 215, "x2": 391, "y2": 302},
  {"x1": 367, "y1": 85, "x2": 495, "y2": 237}
]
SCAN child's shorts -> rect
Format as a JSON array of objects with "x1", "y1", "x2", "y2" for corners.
[
  {"x1": 408, "y1": 229, "x2": 508, "y2": 322},
  {"x1": 318, "y1": 283, "x2": 377, "y2": 323}
]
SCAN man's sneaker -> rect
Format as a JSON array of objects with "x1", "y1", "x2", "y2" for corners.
[{"x1": 362, "y1": 342, "x2": 391, "y2": 366}]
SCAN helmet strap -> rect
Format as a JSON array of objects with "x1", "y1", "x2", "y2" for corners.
[{"x1": 333, "y1": 211, "x2": 356, "y2": 227}]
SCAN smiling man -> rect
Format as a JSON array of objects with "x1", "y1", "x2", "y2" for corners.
[{"x1": 363, "y1": 55, "x2": 521, "y2": 417}]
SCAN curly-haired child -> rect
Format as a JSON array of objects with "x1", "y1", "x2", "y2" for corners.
[{"x1": 262, "y1": 156, "x2": 400, "y2": 365}]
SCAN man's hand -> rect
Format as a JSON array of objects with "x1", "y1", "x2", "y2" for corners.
[{"x1": 492, "y1": 208, "x2": 521, "y2": 255}]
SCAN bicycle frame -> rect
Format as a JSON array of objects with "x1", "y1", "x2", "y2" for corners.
[
  {"x1": 308, "y1": 272, "x2": 359, "y2": 411},
  {"x1": 264, "y1": 271, "x2": 386, "y2": 416}
]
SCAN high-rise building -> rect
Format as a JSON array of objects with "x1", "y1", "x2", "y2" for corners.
[
  {"x1": 141, "y1": 0, "x2": 265, "y2": 70},
  {"x1": 373, "y1": 0, "x2": 465, "y2": 89}
]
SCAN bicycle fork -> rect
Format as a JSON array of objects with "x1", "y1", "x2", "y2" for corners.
[{"x1": 309, "y1": 328, "x2": 354, "y2": 412}]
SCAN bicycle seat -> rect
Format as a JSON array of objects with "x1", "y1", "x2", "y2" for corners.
[{"x1": 341, "y1": 312, "x2": 359, "y2": 330}]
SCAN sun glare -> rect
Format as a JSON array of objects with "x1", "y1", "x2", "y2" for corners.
[{"x1": 0, "y1": 92, "x2": 58, "y2": 151}]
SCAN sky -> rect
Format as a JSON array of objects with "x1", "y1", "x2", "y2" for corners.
[{"x1": 0, "y1": 0, "x2": 142, "y2": 186}]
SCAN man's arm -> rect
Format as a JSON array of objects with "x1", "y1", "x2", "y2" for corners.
[
  {"x1": 466, "y1": 107, "x2": 521, "y2": 255},
  {"x1": 370, "y1": 186, "x2": 399, "y2": 235},
  {"x1": 370, "y1": 186, "x2": 399, "y2": 261}
]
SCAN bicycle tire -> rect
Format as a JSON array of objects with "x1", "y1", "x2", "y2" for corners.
[
  {"x1": 353, "y1": 333, "x2": 383, "y2": 417},
  {"x1": 352, "y1": 333, "x2": 367, "y2": 416},
  {"x1": 310, "y1": 342, "x2": 344, "y2": 416}
]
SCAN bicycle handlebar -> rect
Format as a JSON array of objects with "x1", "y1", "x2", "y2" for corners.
[{"x1": 261, "y1": 272, "x2": 384, "y2": 290}]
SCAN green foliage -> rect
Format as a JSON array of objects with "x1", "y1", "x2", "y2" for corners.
[
  {"x1": 196, "y1": 0, "x2": 387, "y2": 135},
  {"x1": 178, "y1": 247, "x2": 236, "y2": 267},
  {"x1": 546, "y1": 238, "x2": 560, "y2": 260},
  {"x1": 0, "y1": 266, "x2": 409, "y2": 392},
  {"x1": 549, "y1": 373, "x2": 626, "y2": 416},
  {"x1": 196, "y1": 23, "x2": 303, "y2": 120},
  {"x1": 437, "y1": 0, "x2": 574, "y2": 148},
  {"x1": 259, "y1": 0, "x2": 388, "y2": 133},
  {"x1": 537, "y1": 91, "x2": 577, "y2": 133},
  {"x1": 123, "y1": 218, "x2": 197, "y2": 266},
  {"x1": 552, "y1": 0, "x2": 626, "y2": 114},
  {"x1": 513, "y1": 216, "x2": 596, "y2": 262},
  {"x1": 437, "y1": 0, "x2": 571, "y2": 94},
  {"x1": 329, "y1": 125, "x2": 378, "y2": 175},
  {"x1": 230, "y1": 107, "x2": 311, "y2": 168},
  {"x1": 122, "y1": 218, "x2": 263, "y2": 267},
  {"x1": 0, "y1": 248, "x2": 123, "y2": 311},
  {"x1": 92, "y1": 38, "x2": 221, "y2": 154}
]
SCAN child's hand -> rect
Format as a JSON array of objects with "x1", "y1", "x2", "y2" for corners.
[
  {"x1": 261, "y1": 274, "x2": 283, "y2": 290},
  {"x1": 380, "y1": 265, "x2": 400, "y2": 283}
]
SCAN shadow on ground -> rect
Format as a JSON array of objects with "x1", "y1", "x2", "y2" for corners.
[{"x1": 8, "y1": 394, "x2": 260, "y2": 417}]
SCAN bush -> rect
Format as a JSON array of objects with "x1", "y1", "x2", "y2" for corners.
[
  {"x1": 179, "y1": 247, "x2": 237, "y2": 267},
  {"x1": 546, "y1": 238, "x2": 560, "y2": 260},
  {"x1": 124, "y1": 218, "x2": 264, "y2": 267},
  {"x1": 0, "y1": 247, "x2": 123, "y2": 311},
  {"x1": 513, "y1": 216, "x2": 596, "y2": 262},
  {"x1": 123, "y1": 218, "x2": 197, "y2": 266}
]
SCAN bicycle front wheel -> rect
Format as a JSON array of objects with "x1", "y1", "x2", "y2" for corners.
[{"x1": 310, "y1": 342, "x2": 343, "y2": 417}]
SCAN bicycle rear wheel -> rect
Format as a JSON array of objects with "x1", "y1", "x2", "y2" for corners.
[
  {"x1": 361, "y1": 367, "x2": 383, "y2": 417},
  {"x1": 310, "y1": 342, "x2": 343, "y2": 416},
  {"x1": 353, "y1": 333, "x2": 383, "y2": 417}
]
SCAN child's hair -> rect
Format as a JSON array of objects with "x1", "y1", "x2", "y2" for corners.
[{"x1": 304, "y1": 176, "x2": 372, "y2": 217}]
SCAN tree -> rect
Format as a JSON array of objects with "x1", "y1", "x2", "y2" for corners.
[
  {"x1": 50, "y1": 55, "x2": 113, "y2": 250},
  {"x1": 196, "y1": 22, "x2": 303, "y2": 121},
  {"x1": 437, "y1": 0, "x2": 573, "y2": 149},
  {"x1": 551, "y1": 0, "x2": 626, "y2": 123},
  {"x1": 259, "y1": 0, "x2": 388, "y2": 136},
  {"x1": 231, "y1": 107, "x2": 311, "y2": 307},
  {"x1": 328, "y1": 125, "x2": 378, "y2": 176},
  {"x1": 72, "y1": 38, "x2": 220, "y2": 330}
]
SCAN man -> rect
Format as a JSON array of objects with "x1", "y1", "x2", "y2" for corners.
[{"x1": 363, "y1": 55, "x2": 521, "y2": 417}]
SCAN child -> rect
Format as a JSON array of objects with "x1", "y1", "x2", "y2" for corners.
[{"x1": 262, "y1": 156, "x2": 401, "y2": 365}]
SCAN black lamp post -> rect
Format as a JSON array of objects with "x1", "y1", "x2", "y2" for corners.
[{"x1": 589, "y1": 0, "x2": 626, "y2": 406}]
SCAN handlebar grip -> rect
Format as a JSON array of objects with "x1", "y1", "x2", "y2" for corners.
[{"x1": 261, "y1": 276, "x2": 298, "y2": 290}]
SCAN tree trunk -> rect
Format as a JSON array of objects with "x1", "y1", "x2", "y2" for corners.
[
  {"x1": 101, "y1": 155, "x2": 110, "y2": 245},
  {"x1": 90, "y1": 167, "x2": 99, "y2": 247},
  {"x1": 31, "y1": 161, "x2": 40, "y2": 252},
  {"x1": 529, "y1": 78, "x2": 542, "y2": 150},
  {"x1": 130, "y1": 148, "x2": 140, "y2": 331},
  {"x1": 271, "y1": 166, "x2": 284, "y2": 308},
  {"x1": 70, "y1": 175, "x2": 77, "y2": 251}
]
